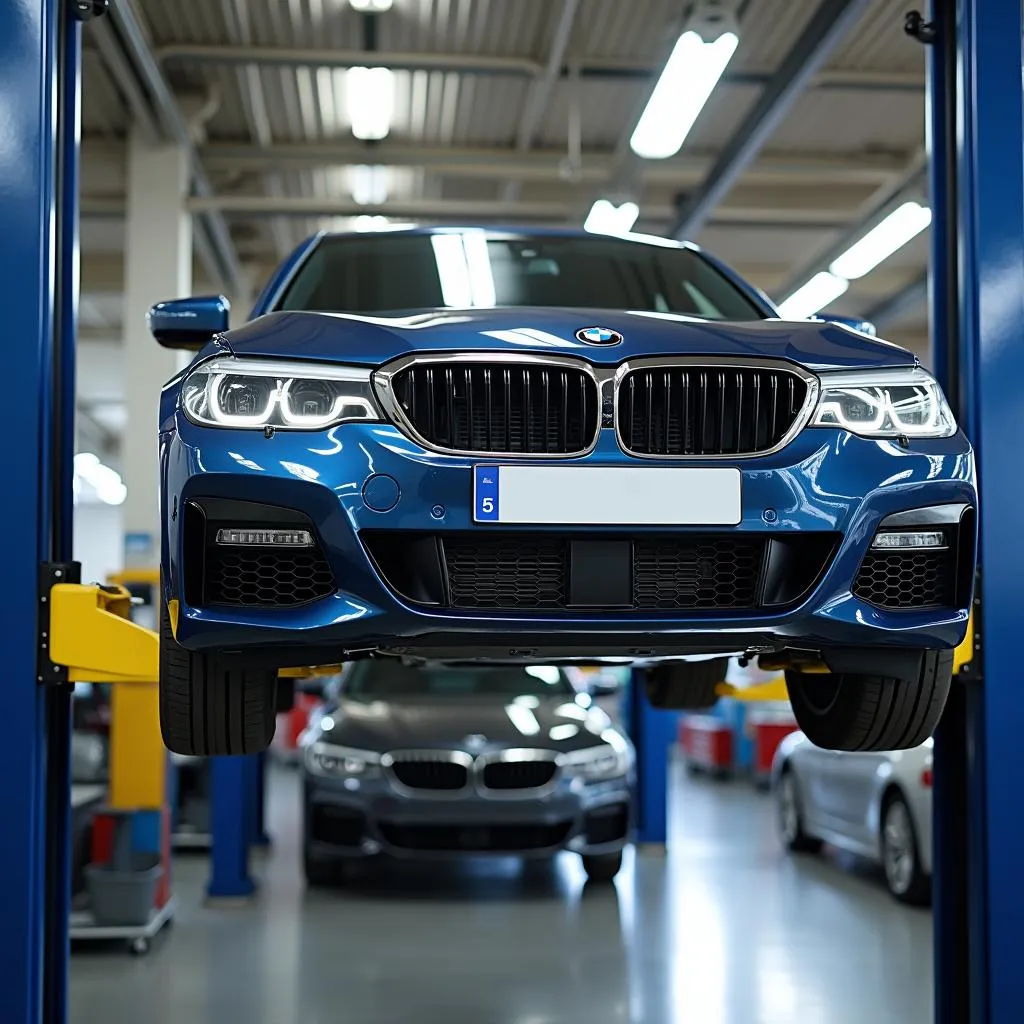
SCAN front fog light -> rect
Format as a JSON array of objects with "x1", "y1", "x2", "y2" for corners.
[
  {"x1": 215, "y1": 528, "x2": 314, "y2": 547},
  {"x1": 872, "y1": 530, "x2": 946, "y2": 550}
]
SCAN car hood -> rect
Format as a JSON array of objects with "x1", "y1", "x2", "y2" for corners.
[
  {"x1": 219, "y1": 307, "x2": 915, "y2": 373},
  {"x1": 316, "y1": 695, "x2": 616, "y2": 755}
]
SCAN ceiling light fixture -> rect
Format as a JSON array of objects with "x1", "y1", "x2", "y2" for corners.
[
  {"x1": 346, "y1": 67, "x2": 395, "y2": 141},
  {"x1": 73, "y1": 452, "x2": 127, "y2": 506},
  {"x1": 584, "y1": 199, "x2": 640, "y2": 236},
  {"x1": 776, "y1": 272, "x2": 849, "y2": 320},
  {"x1": 829, "y1": 201, "x2": 933, "y2": 280},
  {"x1": 630, "y1": 27, "x2": 739, "y2": 160},
  {"x1": 349, "y1": 164, "x2": 389, "y2": 205},
  {"x1": 349, "y1": 0, "x2": 393, "y2": 11}
]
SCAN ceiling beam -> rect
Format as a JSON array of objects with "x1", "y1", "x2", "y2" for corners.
[
  {"x1": 865, "y1": 272, "x2": 929, "y2": 329},
  {"x1": 177, "y1": 140, "x2": 908, "y2": 187},
  {"x1": 154, "y1": 43, "x2": 924, "y2": 92},
  {"x1": 671, "y1": 0, "x2": 875, "y2": 240}
]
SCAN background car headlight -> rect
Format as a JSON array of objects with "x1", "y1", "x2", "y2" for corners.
[
  {"x1": 182, "y1": 356, "x2": 381, "y2": 430},
  {"x1": 811, "y1": 367, "x2": 956, "y2": 438},
  {"x1": 559, "y1": 733, "x2": 631, "y2": 781},
  {"x1": 304, "y1": 742, "x2": 381, "y2": 778}
]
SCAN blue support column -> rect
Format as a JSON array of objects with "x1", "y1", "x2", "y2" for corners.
[
  {"x1": 252, "y1": 752, "x2": 271, "y2": 847},
  {"x1": 930, "y1": 0, "x2": 1024, "y2": 1019},
  {"x1": 626, "y1": 669, "x2": 679, "y2": 845},
  {"x1": 207, "y1": 756, "x2": 258, "y2": 899},
  {"x1": 0, "y1": 1, "x2": 78, "y2": 1021}
]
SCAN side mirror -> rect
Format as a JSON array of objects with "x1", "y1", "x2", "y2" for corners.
[
  {"x1": 815, "y1": 312, "x2": 877, "y2": 336},
  {"x1": 147, "y1": 295, "x2": 230, "y2": 350}
]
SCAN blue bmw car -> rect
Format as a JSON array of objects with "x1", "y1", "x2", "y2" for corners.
[{"x1": 151, "y1": 228, "x2": 976, "y2": 758}]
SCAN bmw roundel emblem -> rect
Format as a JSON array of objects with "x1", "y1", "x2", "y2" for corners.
[{"x1": 575, "y1": 326, "x2": 623, "y2": 346}]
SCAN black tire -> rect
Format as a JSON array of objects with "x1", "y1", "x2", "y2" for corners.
[
  {"x1": 776, "y1": 766, "x2": 822, "y2": 854},
  {"x1": 159, "y1": 601, "x2": 277, "y2": 756},
  {"x1": 880, "y1": 791, "x2": 931, "y2": 906},
  {"x1": 581, "y1": 851, "x2": 623, "y2": 882},
  {"x1": 785, "y1": 650, "x2": 952, "y2": 752},
  {"x1": 644, "y1": 659, "x2": 728, "y2": 710}
]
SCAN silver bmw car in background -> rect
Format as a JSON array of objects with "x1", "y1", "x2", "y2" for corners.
[
  {"x1": 772, "y1": 731, "x2": 933, "y2": 905},
  {"x1": 300, "y1": 660, "x2": 634, "y2": 885}
]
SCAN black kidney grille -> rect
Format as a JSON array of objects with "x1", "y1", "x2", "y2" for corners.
[
  {"x1": 444, "y1": 536, "x2": 567, "y2": 609},
  {"x1": 392, "y1": 362, "x2": 598, "y2": 454},
  {"x1": 388, "y1": 759, "x2": 468, "y2": 791},
  {"x1": 482, "y1": 760, "x2": 557, "y2": 791},
  {"x1": 619, "y1": 366, "x2": 808, "y2": 456},
  {"x1": 204, "y1": 546, "x2": 335, "y2": 607},
  {"x1": 633, "y1": 538, "x2": 766, "y2": 609},
  {"x1": 853, "y1": 549, "x2": 955, "y2": 609}
]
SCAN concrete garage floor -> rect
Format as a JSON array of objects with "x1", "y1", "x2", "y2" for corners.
[{"x1": 69, "y1": 764, "x2": 932, "y2": 1024}]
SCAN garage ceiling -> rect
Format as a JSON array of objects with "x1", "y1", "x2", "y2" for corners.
[{"x1": 77, "y1": 0, "x2": 931, "y2": 445}]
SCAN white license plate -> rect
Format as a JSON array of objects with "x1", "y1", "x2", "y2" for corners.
[{"x1": 473, "y1": 465, "x2": 742, "y2": 525}]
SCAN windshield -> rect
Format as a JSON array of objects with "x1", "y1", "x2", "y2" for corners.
[
  {"x1": 276, "y1": 231, "x2": 766, "y2": 321},
  {"x1": 344, "y1": 661, "x2": 576, "y2": 699}
]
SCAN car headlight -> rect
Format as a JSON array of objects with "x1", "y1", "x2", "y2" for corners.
[
  {"x1": 810, "y1": 367, "x2": 956, "y2": 438},
  {"x1": 559, "y1": 733, "x2": 631, "y2": 781},
  {"x1": 182, "y1": 356, "x2": 381, "y2": 430},
  {"x1": 304, "y1": 741, "x2": 381, "y2": 779}
]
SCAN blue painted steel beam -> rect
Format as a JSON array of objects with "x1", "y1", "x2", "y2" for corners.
[
  {"x1": 626, "y1": 669, "x2": 679, "y2": 845},
  {"x1": 670, "y1": 0, "x2": 873, "y2": 240},
  {"x1": 208, "y1": 756, "x2": 258, "y2": 899}
]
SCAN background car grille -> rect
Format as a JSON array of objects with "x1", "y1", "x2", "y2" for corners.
[
  {"x1": 481, "y1": 760, "x2": 557, "y2": 790},
  {"x1": 389, "y1": 361, "x2": 599, "y2": 454},
  {"x1": 853, "y1": 549, "x2": 955, "y2": 609},
  {"x1": 204, "y1": 546, "x2": 335, "y2": 607},
  {"x1": 444, "y1": 536, "x2": 567, "y2": 609},
  {"x1": 386, "y1": 758, "x2": 468, "y2": 791},
  {"x1": 618, "y1": 365, "x2": 809, "y2": 456},
  {"x1": 633, "y1": 538, "x2": 764, "y2": 609},
  {"x1": 377, "y1": 822, "x2": 573, "y2": 852}
]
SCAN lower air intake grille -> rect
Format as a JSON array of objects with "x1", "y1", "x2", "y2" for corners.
[
  {"x1": 204, "y1": 546, "x2": 335, "y2": 607},
  {"x1": 388, "y1": 361, "x2": 599, "y2": 455},
  {"x1": 444, "y1": 536, "x2": 567, "y2": 609},
  {"x1": 633, "y1": 538, "x2": 765, "y2": 609},
  {"x1": 377, "y1": 821, "x2": 573, "y2": 852},
  {"x1": 618, "y1": 364, "x2": 809, "y2": 456},
  {"x1": 853, "y1": 549, "x2": 955, "y2": 609}
]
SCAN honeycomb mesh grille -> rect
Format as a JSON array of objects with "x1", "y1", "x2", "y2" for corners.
[
  {"x1": 391, "y1": 362, "x2": 599, "y2": 455},
  {"x1": 633, "y1": 538, "x2": 766, "y2": 609},
  {"x1": 852, "y1": 549, "x2": 955, "y2": 609},
  {"x1": 444, "y1": 536, "x2": 568, "y2": 609},
  {"x1": 204, "y1": 546, "x2": 335, "y2": 607},
  {"x1": 619, "y1": 365, "x2": 808, "y2": 456}
]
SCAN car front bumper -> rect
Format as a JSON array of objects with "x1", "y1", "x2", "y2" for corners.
[
  {"x1": 162, "y1": 417, "x2": 976, "y2": 662},
  {"x1": 302, "y1": 772, "x2": 633, "y2": 860}
]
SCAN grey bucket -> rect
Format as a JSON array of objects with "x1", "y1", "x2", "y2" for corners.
[{"x1": 85, "y1": 815, "x2": 163, "y2": 926}]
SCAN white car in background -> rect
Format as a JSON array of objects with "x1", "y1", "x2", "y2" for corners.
[{"x1": 772, "y1": 732, "x2": 933, "y2": 905}]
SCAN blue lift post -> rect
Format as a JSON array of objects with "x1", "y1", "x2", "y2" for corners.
[
  {"x1": 927, "y1": 0, "x2": 1024, "y2": 1020},
  {"x1": 208, "y1": 755, "x2": 259, "y2": 900},
  {"x1": 0, "y1": 0, "x2": 81, "y2": 1020},
  {"x1": 627, "y1": 669, "x2": 679, "y2": 845}
]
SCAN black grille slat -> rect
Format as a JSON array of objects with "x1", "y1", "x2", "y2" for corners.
[
  {"x1": 393, "y1": 361, "x2": 598, "y2": 455},
  {"x1": 621, "y1": 365, "x2": 808, "y2": 456},
  {"x1": 482, "y1": 761, "x2": 557, "y2": 791},
  {"x1": 853, "y1": 549, "x2": 955, "y2": 609},
  {"x1": 389, "y1": 760, "x2": 468, "y2": 791}
]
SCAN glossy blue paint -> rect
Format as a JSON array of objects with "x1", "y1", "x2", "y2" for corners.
[
  {"x1": 0, "y1": 0, "x2": 70, "y2": 1019},
  {"x1": 217, "y1": 307, "x2": 917, "y2": 371},
  {"x1": 161, "y1": 409, "x2": 973, "y2": 656},
  {"x1": 949, "y1": 0, "x2": 1024, "y2": 1020},
  {"x1": 148, "y1": 295, "x2": 230, "y2": 349}
]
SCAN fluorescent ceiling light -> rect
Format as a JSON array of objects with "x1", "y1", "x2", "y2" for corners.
[
  {"x1": 349, "y1": 0, "x2": 393, "y2": 10},
  {"x1": 346, "y1": 67, "x2": 395, "y2": 141},
  {"x1": 630, "y1": 30, "x2": 739, "y2": 159},
  {"x1": 584, "y1": 199, "x2": 639, "y2": 236},
  {"x1": 73, "y1": 452, "x2": 127, "y2": 506},
  {"x1": 776, "y1": 272, "x2": 849, "y2": 320},
  {"x1": 349, "y1": 164, "x2": 388, "y2": 205},
  {"x1": 829, "y1": 201, "x2": 932, "y2": 280}
]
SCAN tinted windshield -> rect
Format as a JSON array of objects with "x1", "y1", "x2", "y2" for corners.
[
  {"x1": 344, "y1": 661, "x2": 575, "y2": 699},
  {"x1": 277, "y1": 232, "x2": 765, "y2": 320}
]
